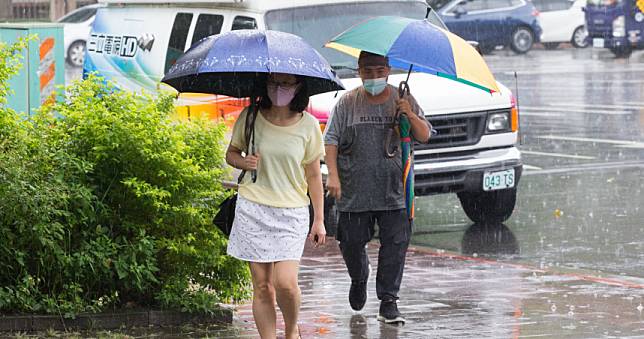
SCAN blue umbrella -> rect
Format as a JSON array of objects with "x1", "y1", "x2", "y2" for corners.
[{"x1": 162, "y1": 29, "x2": 345, "y2": 97}]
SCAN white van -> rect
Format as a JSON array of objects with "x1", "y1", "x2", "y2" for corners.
[{"x1": 85, "y1": 0, "x2": 523, "y2": 226}]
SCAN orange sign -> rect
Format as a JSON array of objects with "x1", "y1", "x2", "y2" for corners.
[{"x1": 38, "y1": 37, "x2": 56, "y2": 105}]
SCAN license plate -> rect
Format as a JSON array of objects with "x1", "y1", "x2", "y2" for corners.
[
  {"x1": 483, "y1": 169, "x2": 515, "y2": 191},
  {"x1": 593, "y1": 38, "x2": 605, "y2": 48}
]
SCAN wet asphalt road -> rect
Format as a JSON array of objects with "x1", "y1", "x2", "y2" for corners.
[
  {"x1": 414, "y1": 46, "x2": 644, "y2": 278},
  {"x1": 410, "y1": 47, "x2": 644, "y2": 337},
  {"x1": 63, "y1": 47, "x2": 644, "y2": 338}
]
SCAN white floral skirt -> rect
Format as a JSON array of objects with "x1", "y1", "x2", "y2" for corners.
[{"x1": 226, "y1": 195, "x2": 310, "y2": 262}]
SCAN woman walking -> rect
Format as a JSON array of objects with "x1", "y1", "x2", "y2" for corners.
[{"x1": 226, "y1": 72, "x2": 327, "y2": 339}]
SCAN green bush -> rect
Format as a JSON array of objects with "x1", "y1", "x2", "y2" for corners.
[{"x1": 0, "y1": 40, "x2": 250, "y2": 316}]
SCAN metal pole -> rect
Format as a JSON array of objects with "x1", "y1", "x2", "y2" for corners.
[{"x1": 514, "y1": 71, "x2": 523, "y2": 145}]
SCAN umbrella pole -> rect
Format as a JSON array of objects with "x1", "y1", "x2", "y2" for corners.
[{"x1": 404, "y1": 64, "x2": 413, "y2": 87}]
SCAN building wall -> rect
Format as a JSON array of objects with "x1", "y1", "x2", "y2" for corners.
[{"x1": 1, "y1": 0, "x2": 97, "y2": 21}]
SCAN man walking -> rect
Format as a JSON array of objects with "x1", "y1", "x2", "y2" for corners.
[{"x1": 324, "y1": 51, "x2": 431, "y2": 324}]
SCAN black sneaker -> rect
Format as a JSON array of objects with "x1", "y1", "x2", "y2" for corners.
[
  {"x1": 349, "y1": 280, "x2": 367, "y2": 311},
  {"x1": 377, "y1": 299, "x2": 405, "y2": 324}
]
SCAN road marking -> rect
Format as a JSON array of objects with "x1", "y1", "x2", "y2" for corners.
[
  {"x1": 522, "y1": 161, "x2": 644, "y2": 176},
  {"x1": 521, "y1": 106, "x2": 632, "y2": 115},
  {"x1": 522, "y1": 164, "x2": 542, "y2": 171},
  {"x1": 501, "y1": 66, "x2": 644, "y2": 76},
  {"x1": 618, "y1": 144, "x2": 644, "y2": 149},
  {"x1": 521, "y1": 150, "x2": 595, "y2": 160},
  {"x1": 520, "y1": 112, "x2": 564, "y2": 117},
  {"x1": 546, "y1": 102, "x2": 644, "y2": 110},
  {"x1": 538, "y1": 135, "x2": 644, "y2": 148},
  {"x1": 623, "y1": 101, "x2": 644, "y2": 106}
]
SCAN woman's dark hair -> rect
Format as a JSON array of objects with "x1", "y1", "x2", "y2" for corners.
[{"x1": 258, "y1": 75, "x2": 309, "y2": 113}]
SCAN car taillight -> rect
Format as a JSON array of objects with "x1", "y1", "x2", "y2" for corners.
[
  {"x1": 510, "y1": 93, "x2": 519, "y2": 132},
  {"x1": 532, "y1": 9, "x2": 540, "y2": 17}
]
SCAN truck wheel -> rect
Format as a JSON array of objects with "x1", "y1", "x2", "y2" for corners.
[
  {"x1": 324, "y1": 195, "x2": 338, "y2": 237},
  {"x1": 510, "y1": 27, "x2": 534, "y2": 54},
  {"x1": 571, "y1": 26, "x2": 588, "y2": 48},
  {"x1": 543, "y1": 42, "x2": 560, "y2": 50},
  {"x1": 457, "y1": 187, "x2": 517, "y2": 223},
  {"x1": 610, "y1": 46, "x2": 632, "y2": 58}
]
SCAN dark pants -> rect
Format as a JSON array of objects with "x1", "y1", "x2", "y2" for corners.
[{"x1": 336, "y1": 209, "x2": 412, "y2": 301}]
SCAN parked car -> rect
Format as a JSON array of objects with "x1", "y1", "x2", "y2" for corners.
[
  {"x1": 85, "y1": 0, "x2": 522, "y2": 226},
  {"x1": 534, "y1": 0, "x2": 588, "y2": 49},
  {"x1": 438, "y1": 0, "x2": 542, "y2": 54},
  {"x1": 57, "y1": 4, "x2": 103, "y2": 67}
]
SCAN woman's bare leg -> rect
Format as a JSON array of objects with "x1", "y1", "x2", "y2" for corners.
[
  {"x1": 274, "y1": 260, "x2": 301, "y2": 339},
  {"x1": 249, "y1": 262, "x2": 277, "y2": 339}
]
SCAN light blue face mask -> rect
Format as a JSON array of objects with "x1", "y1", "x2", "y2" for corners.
[{"x1": 363, "y1": 77, "x2": 387, "y2": 95}]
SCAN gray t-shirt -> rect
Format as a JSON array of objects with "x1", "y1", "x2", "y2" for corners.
[{"x1": 324, "y1": 85, "x2": 429, "y2": 212}]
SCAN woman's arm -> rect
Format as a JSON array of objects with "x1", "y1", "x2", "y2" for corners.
[
  {"x1": 305, "y1": 158, "x2": 326, "y2": 246},
  {"x1": 226, "y1": 144, "x2": 259, "y2": 171}
]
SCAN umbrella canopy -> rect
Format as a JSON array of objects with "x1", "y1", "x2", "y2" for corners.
[
  {"x1": 162, "y1": 29, "x2": 345, "y2": 98},
  {"x1": 325, "y1": 16, "x2": 500, "y2": 94}
]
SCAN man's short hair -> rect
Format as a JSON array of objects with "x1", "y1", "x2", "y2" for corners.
[{"x1": 358, "y1": 51, "x2": 389, "y2": 68}]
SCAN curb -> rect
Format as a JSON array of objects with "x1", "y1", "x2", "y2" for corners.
[{"x1": 0, "y1": 306, "x2": 233, "y2": 332}]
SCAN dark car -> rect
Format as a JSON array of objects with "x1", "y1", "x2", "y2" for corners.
[{"x1": 437, "y1": 0, "x2": 542, "y2": 54}]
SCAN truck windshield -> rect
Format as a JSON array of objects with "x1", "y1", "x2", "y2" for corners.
[
  {"x1": 587, "y1": 0, "x2": 622, "y2": 6},
  {"x1": 265, "y1": 2, "x2": 443, "y2": 78}
]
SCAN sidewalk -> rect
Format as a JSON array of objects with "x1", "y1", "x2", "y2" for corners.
[
  {"x1": 211, "y1": 238, "x2": 644, "y2": 338},
  {"x1": 210, "y1": 238, "x2": 534, "y2": 338}
]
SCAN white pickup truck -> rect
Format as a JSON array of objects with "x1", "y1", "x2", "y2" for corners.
[
  {"x1": 314, "y1": 73, "x2": 521, "y2": 230},
  {"x1": 85, "y1": 0, "x2": 522, "y2": 229}
]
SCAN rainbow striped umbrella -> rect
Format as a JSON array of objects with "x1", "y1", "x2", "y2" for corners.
[
  {"x1": 325, "y1": 16, "x2": 500, "y2": 93},
  {"x1": 399, "y1": 114, "x2": 414, "y2": 220}
]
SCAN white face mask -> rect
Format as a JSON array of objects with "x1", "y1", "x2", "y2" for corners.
[
  {"x1": 362, "y1": 77, "x2": 387, "y2": 95},
  {"x1": 267, "y1": 84, "x2": 298, "y2": 107}
]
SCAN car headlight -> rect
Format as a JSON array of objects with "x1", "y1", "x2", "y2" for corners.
[
  {"x1": 486, "y1": 112, "x2": 510, "y2": 132},
  {"x1": 613, "y1": 15, "x2": 625, "y2": 37}
]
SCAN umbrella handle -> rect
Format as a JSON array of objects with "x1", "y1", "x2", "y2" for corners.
[
  {"x1": 398, "y1": 80, "x2": 410, "y2": 99},
  {"x1": 385, "y1": 128, "x2": 398, "y2": 158},
  {"x1": 383, "y1": 81, "x2": 411, "y2": 158},
  {"x1": 396, "y1": 80, "x2": 411, "y2": 120}
]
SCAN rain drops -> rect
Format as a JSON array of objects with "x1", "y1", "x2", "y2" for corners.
[
  {"x1": 637, "y1": 304, "x2": 643, "y2": 313},
  {"x1": 551, "y1": 304, "x2": 557, "y2": 312},
  {"x1": 554, "y1": 209, "x2": 563, "y2": 218}
]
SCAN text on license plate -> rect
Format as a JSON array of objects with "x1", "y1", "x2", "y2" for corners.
[
  {"x1": 483, "y1": 169, "x2": 515, "y2": 191},
  {"x1": 593, "y1": 38, "x2": 605, "y2": 48}
]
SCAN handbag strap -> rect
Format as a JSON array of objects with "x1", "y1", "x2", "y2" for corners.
[{"x1": 237, "y1": 100, "x2": 259, "y2": 185}]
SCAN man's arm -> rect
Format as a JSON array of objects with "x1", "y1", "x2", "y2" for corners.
[
  {"x1": 323, "y1": 97, "x2": 346, "y2": 200},
  {"x1": 324, "y1": 145, "x2": 341, "y2": 200},
  {"x1": 396, "y1": 97, "x2": 431, "y2": 143}
]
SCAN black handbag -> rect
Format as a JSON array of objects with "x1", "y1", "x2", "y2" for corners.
[
  {"x1": 213, "y1": 194, "x2": 237, "y2": 236},
  {"x1": 213, "y1": 103, "x2": 258, "y2": 237}
]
